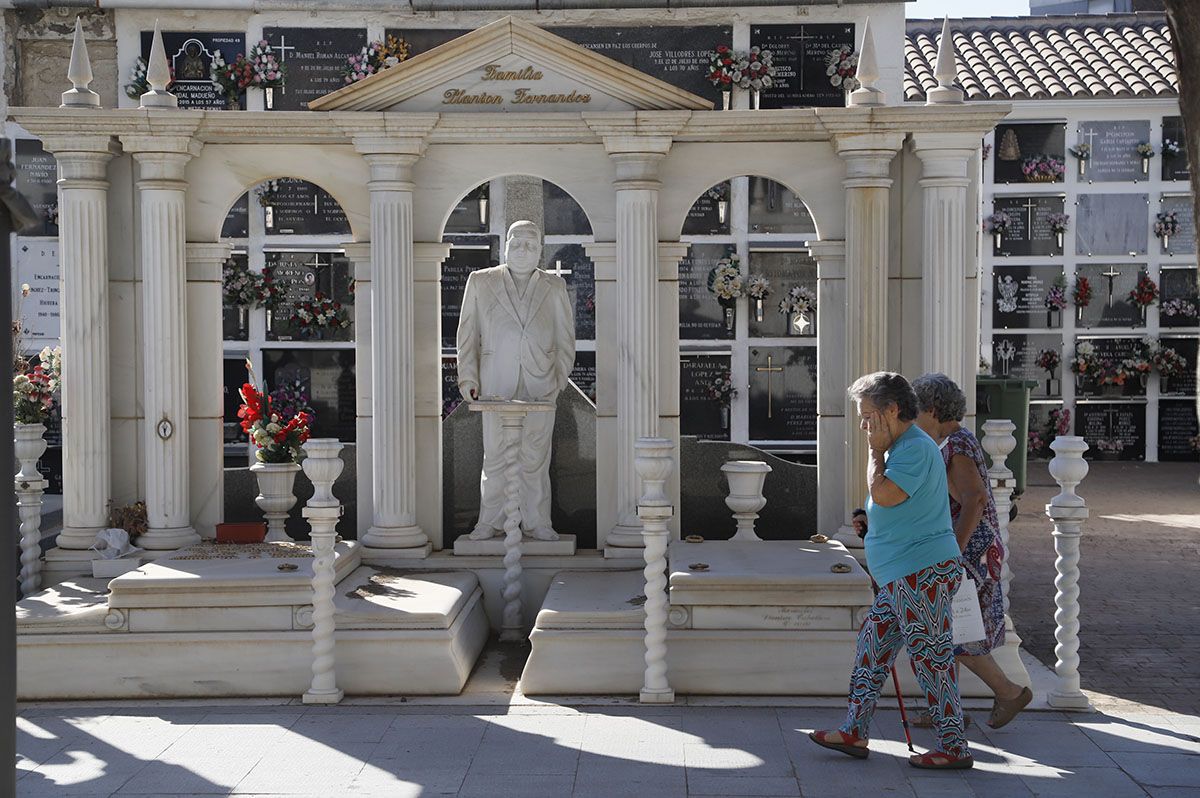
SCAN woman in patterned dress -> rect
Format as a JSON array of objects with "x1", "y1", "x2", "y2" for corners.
[{"x1": 913, "y1": 373, "x2": 1032, "y2": 729}]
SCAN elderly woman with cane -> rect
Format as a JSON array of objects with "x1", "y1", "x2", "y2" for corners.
[
  {"x1": 913, "y1": 373, "x2": 1032, "y2": 729},
  {"x1": 810, "y1": 372, "x2": 972, "y2": 770}
]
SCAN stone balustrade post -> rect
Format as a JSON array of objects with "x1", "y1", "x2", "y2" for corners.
[
  {"x1": 301, "y1": 438, "x2": 345, "y2": 705},
  {"x1": 121, "y1": 132, "x2": 202, "y2": 551},
  {"x1": 982, "y1": 419, "x2": 1017, "y2": 618},
  {"x1": 635, "y1": 436, "x2": 675, "y2": 704},
  {"x1": 1046, "y1": 435, "x2": 1091, "y2": 710}
]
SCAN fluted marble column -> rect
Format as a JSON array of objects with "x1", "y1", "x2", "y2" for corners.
[
  {"x1": 359, "y1": 152, "x2": 428, "y2": 556},
  {"x1": 413, "y1": 242, "x2": 452, "y2": 549},
  {"x1": 342, "y1": 242, "x2": 374, "y2": 540},
  {"x1": 607, "y1": 150, "x2": 668, "y2": 553},
  {"x1": 125, "y1": 138, "x2": 199, "y2": 550},
  {"x1": 186, "y1": 242, "x2": 233, "y2": 539},
  {"x1": 912, "y1": 134, "x2": 976, "y2": 388},
  {"x1": 808, "y1": 240, "x2": 848, "y2": 537},
  {"x1": 836, "y1": 136, "x2": 902, "y2": 521},
  {"x1": 42, "y1": 137, "x2": 116, "y2": 551}
]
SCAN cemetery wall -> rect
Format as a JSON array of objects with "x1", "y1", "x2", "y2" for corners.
[{"x1": 980, "y1": 97, "x2": 1198, "y2": 463}]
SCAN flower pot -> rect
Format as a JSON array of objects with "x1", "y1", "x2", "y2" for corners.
[
  {"x1": 14, "y1": 423, "x2": 47, "y2": 484},
  {"x1": 722, "y1": 90, "x2": 731, "y2": 110},
  {"x1": 751, "y1": 89, "x2": 761, "y2": 110},
  {"x1": 1142, "y1": 156, "x2": 1150, "y2": 175},
  {"x1": 723, "y1": 305, "x2": 735, "y2": 332},
  {"x1": 1026, "y1": 174, "x2": 1057, "y2": 183},
  {"x1": 755, "y1": 298, "x2": 764, "y2": 322},
  {"x1": 251, "y1": 461, "x2": 301, "y2": 542},
  {"x1": 215, "y1": 521, "x2": 267, "y2": 544},
  {"x1": 720, "y1": 404, "x2": 730, "y2": 431},
  {"x1": 722, "y1": 460, "x2": 772, "y2": 542},
  {"x1": 1056, "y1": 231, "x2": 1064, "y2": 250},
  {"x1": 1047, "y1": 308, "x2": 1061, "y2": 328}
]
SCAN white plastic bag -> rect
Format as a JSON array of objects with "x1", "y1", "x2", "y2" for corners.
[
  {"x1": 90, "y1": 528, "x2": 141, "y2": 560},
  {"x1": 952, "y1": 577, "x2": 986, "y2": 645}
]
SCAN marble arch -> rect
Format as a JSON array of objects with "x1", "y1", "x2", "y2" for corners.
[{"x1": 10, "y1": 15, "x2": 1008, "y2": 577}]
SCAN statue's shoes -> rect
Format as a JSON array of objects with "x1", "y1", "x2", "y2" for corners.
[
  {"x1": 529, "y1": 527, "x2": 560, "y2": 541},
  {"x1": 468, "y1": 524, "x2": 500, "y2": 540}
]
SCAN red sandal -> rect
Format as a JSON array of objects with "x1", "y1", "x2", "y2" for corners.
[
  {"x1": 909, "y1": 750, "x2": 974, "y2": 770},
  {"x1": 808, "y1": 729, "x2": 869, "y2": 759}
]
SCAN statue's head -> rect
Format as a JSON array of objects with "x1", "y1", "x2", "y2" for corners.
[{"x1": 505, "y1": 220, "x2": 541, "y2": 277}]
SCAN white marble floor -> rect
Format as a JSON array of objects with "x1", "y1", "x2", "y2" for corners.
[{"x1": 17, "y1": 693, "x2": 1200, "y2": 797}]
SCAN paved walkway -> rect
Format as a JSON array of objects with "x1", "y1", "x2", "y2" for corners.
[
  {"x1": 15, "y1": 699, "x2": 1200, "y2": 797},
  {"x1": 1008, "y1": 461, "x2": 1200, "y2": 714}
]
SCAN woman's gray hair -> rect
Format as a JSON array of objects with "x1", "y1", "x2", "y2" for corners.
[
  {"x1": 847, "y1": 371, "x2": 919, "y2": 422},
  {"x1": 912, "y1": 372, "x2": 967, "y2": 423}
]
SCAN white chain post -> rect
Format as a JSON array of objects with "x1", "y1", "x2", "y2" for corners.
[
  {"x1": 635, "y1": 437, "x2": 675, "y2": 704},
  {"x1": 981, "y1": 419, "x2": 1017, "y2": 619},
  {"x1": 301, "y1": 439, "x2": 344, "y2": 705},
  {"x1": 499, "y1": 411, "x2": 527, "y2": 643},
  {"x1": 14, "y1": 423, "x2": 48, "y2": 597},
  {"x1": 1045, "y1": 435, "x2": 1091, "y2": 710}
]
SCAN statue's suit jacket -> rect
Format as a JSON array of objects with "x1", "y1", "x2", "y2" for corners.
[{"x1": 456, "y1": 265, "x2": 576, "y2": 401}]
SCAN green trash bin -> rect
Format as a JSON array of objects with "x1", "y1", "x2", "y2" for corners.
[{"x1": 974, "y1": 377, "x2": 1038, "y2": 497}]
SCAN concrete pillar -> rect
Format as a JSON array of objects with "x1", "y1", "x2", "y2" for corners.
[
  {"x1": 41, "y1": 136, "x2": 116, "y2": 559},
  {"x1": 342, "y1": 242, "x2": 373, "y2": 541},
  {"x1": 185, "y1": 241, "x2": 233, "y2": 540},
  {"x1": 835, "y1": 135, "x2": 902, "y2": 525},
  {"x1": 122, "y1": 134, "x2": 200, "y2": 551},
  {"x1": 808, "y1": 239, "x2": 848, "y2": 536}
]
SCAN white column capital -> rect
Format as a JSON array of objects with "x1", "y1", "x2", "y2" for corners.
[
  {"x1": 185, "y1": 241, "x2": 233, "y2": 282},
  {"x1": 834, "y1": 134, "x2": 903, "y2": 187},
  {"x1": 584, "y1": 111, "x2": 688, "y2": 152},
  {"x1": 911, "y1": 133, "x2": 977, "y2": 185},
  {"x1": 126, "y1": 140, "x2": 199, "y2": 187},
  {"x1": 332, "y1": 112, "x2": 438, "y2": 149},
  {"x1": 42, "y1": 137, "x2": 118, "y2": 184},
  {"x1": 342, "y1": 241, "x2": 373, "y2": 280},
  {"x1": 806, "y1": 239, "x2": 847, "y2": 279}
]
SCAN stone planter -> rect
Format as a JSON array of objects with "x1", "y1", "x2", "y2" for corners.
[
  {"x1": 721, "y1": 460, "x2": 772, "y2": 542},
  {"x1": 14, "y1": 423, "x2": 47, "y2": 483},
  {"x1": 251, "y1": 461, "x2": 301, "y2": 542}
]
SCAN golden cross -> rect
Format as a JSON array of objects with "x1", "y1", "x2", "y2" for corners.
[{"x1": 755, "y1": 354, "x2": 784, "y2": 419}]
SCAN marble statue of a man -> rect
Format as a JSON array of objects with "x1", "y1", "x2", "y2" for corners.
[{"x1": 456, "y1": 221, "x2": 576, "y2": 541}]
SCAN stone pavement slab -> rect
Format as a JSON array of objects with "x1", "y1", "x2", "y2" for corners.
[{"x1": 17, "y1": 701, "x2": 1199, "y2": 797}]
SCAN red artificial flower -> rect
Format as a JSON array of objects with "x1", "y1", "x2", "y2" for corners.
[{"x1": 717, "y1": 45, "x2": 729, "y2": 53}]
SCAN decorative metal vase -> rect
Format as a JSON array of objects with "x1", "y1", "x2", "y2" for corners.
[
  {"x1": 723, "y1": 304, "x2": 735, "y2": 332},
  {"x1": 721, "y1": 90, "x2": 731, "y2": 110},
  {"x1": 1056, "y1": 231, "x2": 1064, "y2": 250},
  {"x1": 720, "y1": 404, "x2": 730, "y2": 431},
  {"x1": 1142, "y1": 156, "x2": 1151, "y2": 175},
  {"x1": 1162, "y1": 234, "x2": 1170, "y2": 251},
  {"x1": 993, "y1": 232, "x2": 1003, "y2": 249},
  {"x1": 755, "y1": 298, "x2": 764, "y2": 322},
  {"x1": 751, "y1": 89, "x2": 761, "y2": 110}
]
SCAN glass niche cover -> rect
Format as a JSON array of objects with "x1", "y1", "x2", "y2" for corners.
[{"x1": 264, "y1": 251, "x2": 354, "y2": 342}]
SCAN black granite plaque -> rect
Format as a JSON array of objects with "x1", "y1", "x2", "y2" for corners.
[
  {"x1": 264, "y1": 178, "x2": 350, "y2": 236},
  {"x1": 265, "y1": 251, "x2": 353, "y2": 341},
  {"x1": 1162, "y1": 116, "x2": 1190, "y2": 182},
  {"x1": 1158, "y1": 400, "x2": 1199, "y2": 462},
  {"x1": 223, "y1": 356, "x2": 249, "y2": 430},
  {"x1": 440, "y1": 244, "x2": 497, "y2": 349},
  {"x1": 221, "y1": 252, "x2": 251, "y2": 341},
  {"x1": 993, "y1": 123, "x2": 1067, "y2": 184},
  {"x1": 680, "y1": 353, "x2": 733, "y2": 442},
  {"x1": 1074, "y1": 337, "x2": 1149, "y2": 398},
  {"x1": 441, "y1": 357, "x2": 463, "y2": 418},
  {"x1": 991, "y1": 333, "x2": 1063, "y2": 398},
  {"x1": 749, "y1": 345, "x2": 817, "y2": 441},
  {"x1": 1159, "y1": 195, "x2": 1196, "y2": 255},
  {"x1": 679, "y1": 243, "x2": 736, "y2": 340},
  {"x1": 543, "y1": 182, "x2": 593, "y2": 236},
  {"x1": 221, "y1": 193, "x2": 249, "y2": 239},
  {"x1": 1160, "y1": 267, "x2": 1199, "y2": 329},
  {"x1": 1159, "y1": 336, "x2": 1197, "y2": 397},
  {"x1": 993, "y1": 265, "x2": 1065, "y2": 329},
  {"x1": 746, "y1": 249, "x2": 816, "y2": 338},
  {"x1": 1078, "y1": 120, "x2": 1152, "y2": 183},
  {"x1": 384, "y1": 28, "x2": 465, "y2": 58},
  {"x1": 1074, "y1": 193, "x2": 1148, "y2": 257},
  {"x1": 262, "y1": 27, "x2": 366, "y2": 111},
  {"x1": 262, "y1": 348, "x2": 356, "y2": 441},
  {"x1": 1075, "y1": 264, "x2": 1144, "y2": 329},
  {"x1": 750, "y1": 24, "x2": 857, "y2": 109},
  {"x1": 749, "y1": 177, "x2": 818, "y2": 235},
  {"x1": 549, "y1": 25, "x2": 732, "y2": 99},
  {"x1": 444, "y1": 183, "x2": 489, "y2": 235},
  {"x1": 140, "y1": 31, "x2": 245, "y2": 109},
  {"x1": 683, "y1": 182, "x2": 730, "y2": 236},
  {"x1": 541, "y1": 244, "x2": 595, "y2": 341},
  {"x1": 992, "y1": 195, "x2": 1065, "y2": 257},
  {"x1": 1075, "y1": 402, "x2": 1146, "y2": 461},
  {"x1": 570, "y1": 350, "x2": 597, "y2": 404},
  {"x1": 14, "y1": 140, "x2": 58, "y2": 237}
]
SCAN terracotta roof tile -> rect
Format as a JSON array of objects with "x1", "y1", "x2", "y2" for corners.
[{"x1": 905, "y1": 13, "x2": 1176, "y2": 102}]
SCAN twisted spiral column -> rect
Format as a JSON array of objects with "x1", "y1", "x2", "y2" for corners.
[
  {"x1": 499, "y1": 413, "x2": 526, "y2": 642},
  {"x1": 635, "y1": 437, "x2": 675, "y2": 703},
  {"x1": 18, "y1": 483, "x2": 47, "y2": 596},
  {"x1": 982, "y1": 420, "x2": 1017, "y2": 618},
  {"x1": 303, "y1": 526, "x2": 340, "y2": 703},
  {"x1": 1046, "y1": 435, "x2": 1090, "y2": 709}
]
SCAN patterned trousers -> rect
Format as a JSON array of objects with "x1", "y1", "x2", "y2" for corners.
[{"x1": 840, "y1": 558, "x2": 968, "y2": 757}]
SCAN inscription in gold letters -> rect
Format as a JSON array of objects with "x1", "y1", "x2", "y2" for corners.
[{"x1": 441, "y1": 64, "x2": 592, "y2": 106}]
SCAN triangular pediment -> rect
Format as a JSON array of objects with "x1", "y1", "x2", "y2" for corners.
[{"x1": 307, "y1": 17, "x2": 713, "y2": 113}]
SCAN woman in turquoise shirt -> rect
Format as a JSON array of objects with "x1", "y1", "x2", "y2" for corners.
[{"x1": 810, "y1": 372, "x2": 971, "y2": 770}]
